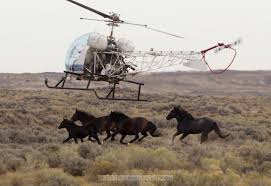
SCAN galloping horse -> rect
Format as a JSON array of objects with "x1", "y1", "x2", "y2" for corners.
[
  {"x1": 108, "y1": 111, "x2": 161, "y2": 145},
  {"x1": 166, "y1": 106, "x2": 229, "y2": 144},
  {"x1": 58, "y1": 118, "x2": 101, "y2": 145},
  {"x1": 70, "y1": 109, "x2": 115, "y2": 141},
  {"x1": 70, "y1": 109, "x2": 96, "y2": 125}
]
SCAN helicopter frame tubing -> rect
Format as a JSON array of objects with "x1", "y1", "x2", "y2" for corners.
[{"x1": 44, "y1": 70, "x2": 147, "y2": 102}]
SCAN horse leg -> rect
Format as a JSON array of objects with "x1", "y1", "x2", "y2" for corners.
[
  {"x1": 103, "y1": 129, "x2": 112, "y2": 141},
  {"x1": 111, "y1": 130, "x2": 119, "y2": 141},
  {"x1": 73, "y1": 138, "x2": 78, "y2": 144},
  {"x1": 129, "y1": 134, "x2": 139, "y2": 143},
  {"x1": 138, "y1": 132, "x2": 148, "y2": 142},
  {"x1": 88, "y1": 136, "x2": 96, "y2": 142},
  {"x1": 63, "y1": 136, "x2": 72, "y2": 143},
  {"x1": 180, "y1": 133, "x2": 189, "y2": 144},
  {"x1": 89, "y1": 137, "x2": 95, "y2": 141},
  {"x1": 172, "y1": 131, "x2": 182, "y2": 143},
  {"x1": 200, "y1": 132, "x2": 209, "y2": 144},
  {"x1": 92, "y1": 132, "x2": 102, "y2": 145},
  {"x1": 120, "y1": 134, "x2": 127, "y2": 145}
]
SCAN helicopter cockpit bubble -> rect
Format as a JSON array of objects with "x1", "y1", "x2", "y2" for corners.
[{"x1": 65, "y1": 33, "x2": 90, "y2": 72}]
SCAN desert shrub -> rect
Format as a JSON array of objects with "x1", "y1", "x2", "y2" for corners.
[
  {"x1": 229, "y1": 106, "x2": 242, "y2": 114},
  {"x1": 257, "y1": 161, "x2": 271, "y2": 175},
  {"x1": 262, "y1": 153, "x2": 271, "y2": 162},
  {"x1": 187, "y1": 145, "x2": 211, "y2": 167},
  {"x1": 0, "y1": 169, "x2": 83, "y2": 186},
  {"x1": 78, "y1": 143, "x2": 104, "y2": 160},
  {"x1": 43, "y1": 114, "x2": 59, "y2": 126},
  {"x1": 34, "y1": 169, "x2": 81, "y2": 186},
  {"x1": 243, "y1": 127, "x2": 269, "y2": 142},
  {"x1": 0, "y1": 172, "x2": 29, "y2": 186},
  {"x1": 168, "y1": 169, "x2": 243, "y2": 186},
  {"x1": 7, "y1": 129, "x2": 31, "y2": 144},
  {"x1": 239, "y1": 144, "x2": 271, "y2": 163},
  {"x1": 5, "y1": 157, "x2": 25, "y2": 172},
  {"x1": 0, "y1": 161, "x2": 7, "y2": 175},
  {"x1": 220, "y1": 154, "x2": 252, "y2": 174},
  {"x1": 127, "y1": 147, "x2": 181, "y2": 170},
  {"x1": 47, "y1": 154, "x2": 62, "y2": 168},
  {"x1": 204, "y1": 106, "x2": 219, "y2": 114},
  {"x1": 0, "y1": 129, "x2": 9, "y2": 143},
  {"x1": 151, "y1": 116, "x2": 169, "y2": 128},
  {"x1": 39, "y1": 143, "x2": 60, "y2": 154},
  {"x1": 61, "y1": 156, "x2": 90, "y2": 176},
  {"x1": 151, "y1": 103, "x2": 170, "y2": 113},
  {"x1": 0, "y1": 128, "x2": 50, "y2": 144},
  {"x1": 243, "y1": 173, "x2": 271, "y2": 186},
  {"x1": 91, "y1": 146, "x2": 182, "y2": 179},
  {"x1": 0, "y1": 150, "x2": 27, "y2": 173},
  {"x1": 92, "y1": 159, "x2": 118, "y2": 176}
]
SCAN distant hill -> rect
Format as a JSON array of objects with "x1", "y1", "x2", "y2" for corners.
[{"x1": 0, "y1": 70, "x2": 270, "y2": 96}]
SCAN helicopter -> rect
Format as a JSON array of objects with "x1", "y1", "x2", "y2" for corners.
[{"x1": 45, "y1": 0, "x2": 241, "y2": 101}]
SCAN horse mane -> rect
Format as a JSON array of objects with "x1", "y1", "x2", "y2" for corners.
[
  {"x1": 176, "y1": 108, "x2": 194, "y2": 120},
  {"x1": 63, "y1": 119, "x2": 77, "y2": 126},
  {"x1": 77, "y1": 110, "x2": 95, "y2": 118},
  {"x1": 111, "y1": 111, "x2": 130, "y2": 119}
]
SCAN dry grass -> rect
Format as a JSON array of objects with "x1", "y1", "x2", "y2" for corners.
[{"x1": 0, "y1": 72, "x2": 271, "y2": 185}]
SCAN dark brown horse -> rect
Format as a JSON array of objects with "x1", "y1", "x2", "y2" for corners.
[
  {"x1": 166, "y1": 106, "x2": 229, "y2": 144},
  {"x1": 109, "y1": 111, "x2": 161, "y2": 145},
  {"x1": 58, "y1": 118, "x2": 101, "y2": 145},
  {"x1": 70, "y1": 109, "x2": 96, "y2": 126},
  {"x1": 70, "y1": 109, "x2": 115, "y2": 141}
]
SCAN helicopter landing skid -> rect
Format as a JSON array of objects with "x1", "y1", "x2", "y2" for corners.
[
  {"x1": 94, "y1": 80, "x2": 147, "y2": 102},
  {"x1": 44, "y1": 71, "x2": 147, "y2": 102}
]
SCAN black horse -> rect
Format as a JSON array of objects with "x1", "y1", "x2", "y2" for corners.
[
  {"x1": 58, "y1": 118, "x2": 101, "y2": 145},
  {"x1": 109, "y1": 111, "x2": 161, "y2": 145},
  {"x1": 166, "y1": 106, "x2": 229, "y2": 144},
  {"x1": 70, "y1": 109, "x2": 115, "y2": 141}
]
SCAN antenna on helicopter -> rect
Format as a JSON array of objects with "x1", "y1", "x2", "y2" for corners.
[{"x1": 66, "y1": 0, "x2": 184, "y2": 39}]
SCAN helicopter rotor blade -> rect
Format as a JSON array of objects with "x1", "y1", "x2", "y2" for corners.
[
  {"x1": 66, "y1": 0, "x2": 114, "y2": 20},
  {"x1": 80, "y1": 17, "x2": 111, "y2": 23},
  {"x1": 145, "y1": 26, "x2": 184, "y2": 39},
  {"x1": 121, "y1": 21, "x2": 184, "y2": 39}
]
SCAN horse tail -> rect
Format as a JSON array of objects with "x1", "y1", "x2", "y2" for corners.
[
  {"x1": 148, "y1": 122, "x2": 162, "y2": 137},
  {"x1": 213, "y1": 122, "x2": 229, "y2": 138}
]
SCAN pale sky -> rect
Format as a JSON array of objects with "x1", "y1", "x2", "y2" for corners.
[{"x1": 0, "y1": 0, "x2": 270, "y2": 73}]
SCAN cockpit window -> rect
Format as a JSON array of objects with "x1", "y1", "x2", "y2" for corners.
[{"x1": 65, "y1": 33, "x2": 90, "y2": 72}]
